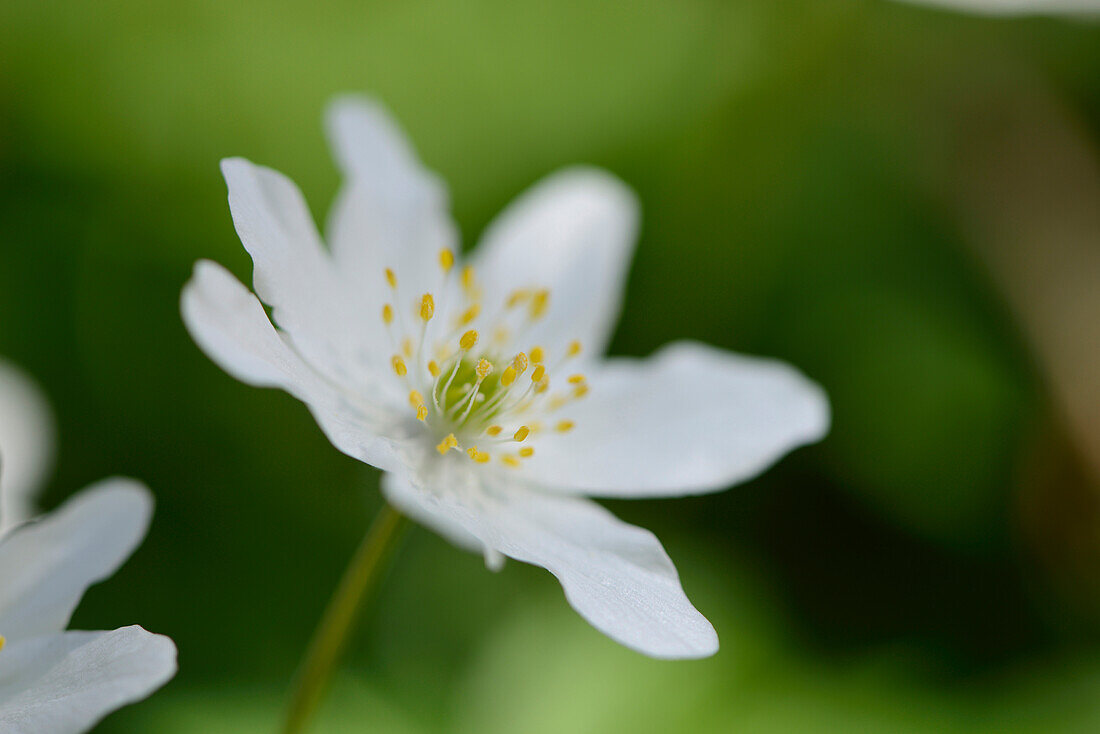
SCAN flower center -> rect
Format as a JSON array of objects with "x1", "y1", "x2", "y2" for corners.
[{"x1": 381, "y1": 250, "x2": 588, "y2": 467}]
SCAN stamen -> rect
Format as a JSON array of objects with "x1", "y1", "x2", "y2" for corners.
[
  {"x1": 573, "y1": 384, "x2": 589, "y2": 398},
  {"x1": 531, "y1": 365, "x2": 546, "y2": 383},
  {"x1": 513, "y1": 352, "x2": 529, "y2": 375},
  {"x1": 439, "y1": 249, "x2": 455, "y2": 273},
  {"x1": 428, "y1": 360, "x2": 441, "y2": 378},
  {"x1": 385, "y1": 268, "x2": 397, "y2": 289},
  {"x1": 487, "y1": 425, "x2": 503, "y2": 436},
  {"x1": 408, "y1": 390, "x2": 423, "y2": 406},
  {"x1": 529, "y1": 289, "x2": 550, "y2": 320},
  {"x1": 506, "y1": 289, "x2": 530, "y2": 308},
  {"x1": 519, "y1": 447, "x2": 534, "y2": 458},
  {"x1": 436, "y1": 433, "x2": 458, "y2": 454},
  {"x1": 555, "y1": 420, "x2": 575, "y2": 433},
  {"x1": 567, "y1": 374, "x2": 585, "y2": 384},
  {"x1": 460, "y1": 330, "x2": 479, "y2": 351},
  {"x1": 461, "y1": 266, "x2": 476, "y2": 294},
  {"x1": 567, "y1": 340, "x2": 582, "y2": 357},
  {"x1": 514, "y1": 426, "x2": 530, "y2": 442},
  {"x1": 475, "y1": 359, "x2": 493, "y2": 379},
  {"x1": 416, "y1": 405, "x2": 428, "y2": 421},
  {"x1": 402, "y1": 337, "x2": 413, "y2": 359},
  {"x1": 420, "y1": 293, "x2": 435, "y2": 322},
  {"x1": 501, "y1": 455, "x2": 521, "y2": 468},
  {"x1": 466, "y1": 447, "x2": 490, "y2": 463},
  {"x1": 459, "y1": 304, "x2": 480, "y2": 325},
  {"x1": 382, "y1": 304, "x2": 394, "y2": 325},
  {"x1": 391, "y1": 355, "x2": 407, "y2": 377},
  {"x1": 493, "y1": 325, "x2": 511, "y2": 345},
  {"x1": 500, "y1": 366, "x2": 517, "y2": 387},
  {"x1": 530, "y1": 346, "x2": 545, "y2": 364}
]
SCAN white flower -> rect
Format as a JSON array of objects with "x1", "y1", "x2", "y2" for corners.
[
  {"x1": 182, "y1": 95, "x2": 829, "y2": 659},
  {"x1": 0, "y1": 359, "x2": 54, "y2": 534},
  {"x1": 0, "y1": 366, "x2": 177, "y2": 733}
]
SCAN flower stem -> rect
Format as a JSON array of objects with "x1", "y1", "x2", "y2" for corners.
[{"x1": 282, "y1": 502, "x2": 408, "y2": 734}]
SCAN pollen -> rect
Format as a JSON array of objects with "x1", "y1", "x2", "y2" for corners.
[
  {"x1": 519, "y1": 447, "x2": 534, "y2": 458},
  {"x1": 530, "y1": 346, "x2": 545, "y2": 364},
  {"x1": 466, "y1": 446, "x2": 491, "y2": 463},
  {"x1": 385, "y1": 268, "x2": 397, "y2": 289},
  {"x1": 408, "y1": 390, "x2": 423, "y2": 406},
  {"x1": 420, "y1": 293, "x2": 435, "y2": 321},
  {"x1": 513, "y1": 352, "x2": 529, "y2": 374},
  {"x1": 459, "y1": 304, "x2": 480, "y2": 324},
  {"x1": 535, "y1": 378, "x2": 550, "y2": 394},
  {"x1": 391, "y1": 355, "x2": 407, "y2": 377},
  {"x1": 382, "y1": 304, "x2": 394, "y2": 325},
  {"x1": 506, "y1": 289, "x2": 530, "y2": 308},
  {"x1": 514, "y1": 426, "x2": 530, "y2": 442},
  {"x1": 460, "y1": 330, "x2": 479, "y2": 351},
  {"x1": 555, "y1": 420, "x2": 575, "y2": 433},
  {"x1": 402, "y1": 337, "x2": 413, "y2": 358},
  {"x1": 461, "y1": 265, "x2": 476, "y2": 293},
  {"x1": 439, "y1": 249, "x2": 455, "y2": 273},
  {"x1": 475, "y1": 359, "x2": 493, "y2": 379},
  {"x1": 487, "y1": 425, "x2": 503, "y2": 436},
  {"x1": 567, "y1": 374, "x2": 586, "y2": 384},
  {"x1": 567, "y1": 340, "x2": 582, "y2": 357},
  {"x1": 529, "y1": 289, "x2": 550, "y2": 320},
  {"x1": 416, "y1": 405, "x2": 428, "y2": 421},
  {"x1": 531, "y1": 365, "x2": 546, "y2": 383},
  {"x1": 573, "y1": 384, "x2": 589, "y2": 398},
  {"x1": 500, "y1": 366, "x2": 517, "y2": 387},
  {"x1": 436, "y1": 433, "x2": 458, "y2": 454},
  {"x1": 428, "y1": 360, "x2": 441, "y2": 377},
  {"x1": 501, "y1": 455, "x2": 521, "y2": 468}
]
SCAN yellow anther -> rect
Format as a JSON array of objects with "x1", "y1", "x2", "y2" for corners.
[
  {"x1": 567, "y1": 340, "x2": 582, "y2": 357},
  {"x1": 548, "y1": 395, "x2": 568, "y2": 411},
  {"x1": 529, "y1": 289, "x2": 550, "y2": 320},
  {"x1": 402, "y1": 337, "x2": 413, "y2": 358},
  {"x1": 466, "y1": 447, "x2": 477, "y2": 459},
  {"x1": 530, "y1": 346, "x2": 545, "y2": 364},
  {"x1": 439, "y1": 249, "x2": 455, "y2": 273},
  {"x1": 500, "y1": 366, "x2": 517, "y2": 387},
  {"x1": 513, "y1": 352, "x2": 529, "y2": 375},
  {"x1": 460, "y1": 330, "x2": 479, "y2": 351},
  {"x1": 420, "y1": 293, "x2": 435, "y2": 321},
  {"x1": 436, "y1": 433, "x2": 458, "y2": 454},
  {"x1": 506, "y1": 289, "x2": 530, "y2": 308},
  {"x1": 408, "y1": 390, "x2": 423, "y2": 407},
  {"x1": 519, "y1": 447, "x2": 535, "y2": 458},
  {"x1": 459, "y1": 304, "x2": 481, "y2": 325},
  {"x1": 535, "y1": 378, "x2": 550, "y2": 394},
  {"x1": 466, "y1": 446, "x2": 491, "y2": 463},
  {"x1": 573, "y1": 384, "x2": 589, "y2": 398},
  {"x1": 428, "y1": 360, "x2": 441, "y2": 378},
  {"x1": 502, "y1": 455, "x2": 521, "y2": 468},
  {"x1": 476, "y1": 359, "x2": 493, "y2": 379},
  {"x1": 382, "y1": 304, "x2": 394, "y2": 325},
  {"x1": 416, "y1": 405, "x2": 428, "y2": 421},
  {"x1": 385, "y1": 268, "x2": 397, "y2": 289},
  {"x1": 529, "y1": 421, "x2": 543, "y2": 433},
  {"x1": 514, "y1": 426, "x2": 530, "y2": 442},
  {"x1": 555, "y1": 420, "x2": 575, "y2": 433},
  {"x1": 391, "y1": 355, "x2": 407, "y2": 377},
  {"x1": 461, "y1": 266, "x2": 476, "y2": 292},
  {"x1": 567, "y1": 374, "x2": 586, "y2": 385},
  {"x1": 531, "y1": 365, "x2": 546, "y2": 383},
  {"x1": 487, "y1": 425, "x2": 503, "y2": 437},
  {"x1": 0, "y1": 635, "x2": 4, "y2": 652}
]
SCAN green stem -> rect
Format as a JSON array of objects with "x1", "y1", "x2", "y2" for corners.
[{"x1": 281, "y1": 503, "x2": 408, "y2": 734}]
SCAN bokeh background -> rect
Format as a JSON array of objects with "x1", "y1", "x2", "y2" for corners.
[{"x1": 4, "y1": 0, "x2": 1100, "y2": 731}]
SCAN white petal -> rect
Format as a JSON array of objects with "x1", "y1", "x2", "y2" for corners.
[
  {"x1": 181, "y1": 260, "x2": 408, "y2": 473},
  {"x1": 0, "y1": 627, "x2": 176, "y2": 734},
  {"x1": 524, "y1": 341, "x2": 829, "y2": 497},
  {"x1": 388, "y1": 467, "x2": 717, "y2": 659},
  {"x1": 0, "y1": 360, "x2": 54, "y2": 534},
  {"x1": 470, "y1": 168, "x2": 639, "y2": 360},
  {"x1": 0, "y1": 479, "x2": 151, "y2": 640},
  {"x1": 220, "y1": 157, "x2": 386, "y2": 388}
]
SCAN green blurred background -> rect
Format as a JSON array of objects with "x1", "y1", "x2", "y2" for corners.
[{"x1": 4, "y1": 0, "x2": 1100, "y2": 731}]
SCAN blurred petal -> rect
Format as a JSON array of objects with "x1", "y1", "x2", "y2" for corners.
[
  {"x1": 221, "y1": 157, "x2": 384, "y2": 387},
  {"x1": 471, "y1": 168, "x2": 639, "y2": 360},
  {"x1": 388, "y1": 468, "x2": 717, "y2": 659},
  {"x1": 0, "y1": 479, "x2": 150, "y2": 640},
  {"x1": 893, "y1": 0, "x2": 1100, "y2": 15},
  {"x1": 324, "y1": 97, "x2": 459, "y2": 352},
  {"x1": 181, "y1": 260, "x2": 408, "y2": 472},
  {"x1": 0, "y1": 360, "x2": 54, "y2": 534},
  {"x1": 524, "y1": 341, "x2": 829, "y2": 497},
  {"x1": 0, "y1": 626, "x2": 176, "y2": 734}
]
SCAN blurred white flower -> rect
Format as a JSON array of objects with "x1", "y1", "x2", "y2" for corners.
[
  {"x1": 0, "y1": 359, "x2": 54, "y2": 533},
  {"x1": 0, "y1": 364, "x2": 176, "y2": 732},
  {"x1": 0, "y1": 481, "x2": 177, "y2": 733},
  {"x1": 182, "y1": 96, "x2": 829, "y2": 659},
  {"x1": 894, "y1": 0, "x2": 1100, "y2": 15}
]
